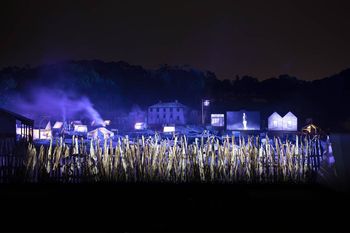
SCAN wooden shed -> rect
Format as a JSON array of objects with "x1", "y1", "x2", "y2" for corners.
[{"x1": 0, "y1": 108, "x2": 34, "y2": 142}]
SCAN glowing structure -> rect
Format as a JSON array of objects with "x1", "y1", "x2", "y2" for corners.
[
  {"x1": 268, "y1": 112, "x2": 283, "y2": 130},
  {"x1": 148, "y1": 100, "x2": 187, "y2": 126},
  {"x1": 202, "y1": 99, "x2": 210, "y2": 125},
  {"x1": 268, "y1": 111, "x2": 298, "y2": 131},
  {"x1": 163, "y1": 125, "x2": 175, "y2": 133},
  {"x1": 134, "y1": 122, "x2": 147, "y2": 130},
  {"x1": 87, "y1": 127, "x2": 114, "y2": 140},
  {"x1": 226, "y1": 111, "x2": 260, "y2": 130},
  {"x1": 74, "y1": 125, "x2": 88, "y2": 133},
  {"x1": 211, "y1": 114, "x2": 224, "y2": 127},
  {"x1": 282, "y1": 112, "x2": 297, "y2": 131},
  {"x1": 302, "y1": 123, "x2": 319, "y2": 134},
  {"x1": 53, "y1": 121, "x2": 63, "y2": 129},
  {"x1": 242, "y1": 112, "x2": 247, "y2": 130},
  {"x1": 52, "y1": 121, "x2": 66, "y2": 136},
  {"x1": 32, "y1": 121, "x2": 52, "y2": 140}
]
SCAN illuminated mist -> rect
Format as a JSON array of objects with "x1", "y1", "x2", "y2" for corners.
[{"x1": 9, "y1": 88, "x2": 105, "y2": 126}]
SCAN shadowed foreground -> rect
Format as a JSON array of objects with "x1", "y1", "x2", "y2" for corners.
[{"x1": 0, "y1": 183, "x2": 349, "y2": 232}]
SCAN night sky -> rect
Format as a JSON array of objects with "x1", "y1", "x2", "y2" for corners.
[{"x1": 1, "y1": 0, "x2": 350, "y2": 80}]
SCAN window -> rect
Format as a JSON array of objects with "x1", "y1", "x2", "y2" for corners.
[
  {"x1": 273, "y1": 120, "x2": 277, "y2": 127},
  {"x1": 163, "y1": 114, "x2": 166, "y2": 119},
  {"x1": 163, "y1": 108, "x2": 166, "y2": 112},
  {"x1": 150, "y1": 108, "x2": 153, "y2": 112},
  {"x1": 177, "y1": 108, "x2": 180, "y2": 112},
  {"x1": 288, "y1": 120, "x2": 292, "y2": 127},
  {"x1": 177, "y1": 116, "x2": 180, "y2": 121},
  {"x1": 212, "y1": 118, "x2": 220, "y2": 124},
  {"x1": 170, "y1": 108, "x2": 173, "y2": 112},
  {"x1": 170, "y1": 114, "x2": 173, "y2": 118},
  {"x1": 157, "y1": 108, "x2": 159, "y2": 112},
  {"x1": 157, "y1": 114, "x2": 159, "y2": 119}
]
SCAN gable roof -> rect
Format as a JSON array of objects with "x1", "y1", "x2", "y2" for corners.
[
  {"x1": 268, "y1": 112, "x2": 282, "y2": 120},
  {"x1": 149, "y1": 101, "x2": 187, "y2": 108},
  {"x1": 0, "y1": 108, "x2": 34, "y2": 124},
  {"x1": 283, "y1": 111, "x2": 297, "y2": 118}
]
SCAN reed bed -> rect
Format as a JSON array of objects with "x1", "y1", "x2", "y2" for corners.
[{"x1": 22, "y1": 134, "x2": 324, "y2": 183}]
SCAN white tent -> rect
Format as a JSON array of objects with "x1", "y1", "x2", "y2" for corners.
[
  {"x1": 87, "y1": 127, "x2": 114, "y2": 140},
  {"x1": 53, "y1": 121, "x2": 63, "y2": 129},
  {"x1": 45, "y1": 121, "x2": 51, "y2": 130},
  {"x1": 74, "y1": 125, "x2": 88, "y2": 133}
]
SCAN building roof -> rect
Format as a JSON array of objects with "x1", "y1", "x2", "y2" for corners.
[
  {"x1": 88, "y1": 127, "x2": 114, "y2": 139},
  {"x1": 149, "y1": 100, "x2": 187, "y2": 109},
  {"x1": 283, "y1": 111, "x2": 297, "y2": 118},
  {"x1": 53, "y1": 121, "x2": 63, "y2": 129},
  {"x1": 268, "y1": 112, "x2": 283, "y2": 119},
  {"x1": 0, "y1": 108, "x2": 34, "y2": 124}
]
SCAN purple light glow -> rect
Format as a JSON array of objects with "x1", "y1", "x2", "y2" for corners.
[
  {"x1": 134, "y1": 122, "x2": 146, "y2": 130},
  {"x1": 163, "y1": 126, "x2": 175, "y2": 133},
  {"x1": 8, "y1": 88, "x2": 105, "y2": 126}
]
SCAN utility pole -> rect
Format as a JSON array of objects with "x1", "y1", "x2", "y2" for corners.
[
  {"x1": 201, "y1": 99, "x2": 204, "y2": 125},
  {"x1": 201, "y1": 99, "x2": 210, "y2": 125}
]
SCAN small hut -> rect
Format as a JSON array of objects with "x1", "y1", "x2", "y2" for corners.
[{"x1": 87, "y1": 127, "x2": 114, "y2": 140}]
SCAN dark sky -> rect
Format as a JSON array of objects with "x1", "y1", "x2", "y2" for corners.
[{"x1": 1, "y1": 0, "x2": 350, "y2": 80}]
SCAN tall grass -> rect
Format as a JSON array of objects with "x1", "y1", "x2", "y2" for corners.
[{"x1": 23, "y1": 134, "x2": 324, "y2": 183}]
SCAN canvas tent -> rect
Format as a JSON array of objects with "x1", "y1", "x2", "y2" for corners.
[{"x1": 87, "y1": 127, "x2": 114, "y2": 140}]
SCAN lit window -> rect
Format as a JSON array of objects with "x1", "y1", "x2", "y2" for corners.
[
  {"x1": 212, "y1": 118, "x2": 219, "y2": 124},
  {"x1": 288, "y1": 120, "x2": 292, "y2": 126},
  {"x1": 274, "y1": 120, "x2": 277, "y2": 127}
]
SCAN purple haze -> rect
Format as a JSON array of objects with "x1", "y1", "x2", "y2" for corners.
[{"x1": 9, "y1": 88, "x2": 105, "y2": 126}]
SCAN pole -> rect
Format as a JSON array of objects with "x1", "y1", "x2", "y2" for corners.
[{"x1": 201, "y1": 99, "x2": 204, "y2": 125}]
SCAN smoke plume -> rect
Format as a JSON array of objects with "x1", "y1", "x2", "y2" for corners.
[{"x1": 9, "y1": 88, "x2": 105, "y2": 126}]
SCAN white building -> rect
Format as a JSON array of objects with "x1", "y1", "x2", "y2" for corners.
[
  {"x1": 87, "y1": 127, "x2": 114, "y2": 140},
  {"x1": 268, "y1": 111, "x2": 298, "y2": 131},
  {"x1": 268, "y1": 112, "x2": 283, "y2": 131},
  {"x1": 282, "y1": 112, "x2": 298, "y2": 131},
  {"x1": 148, "y1": 100, "x2": 187, "y2": 126}
]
